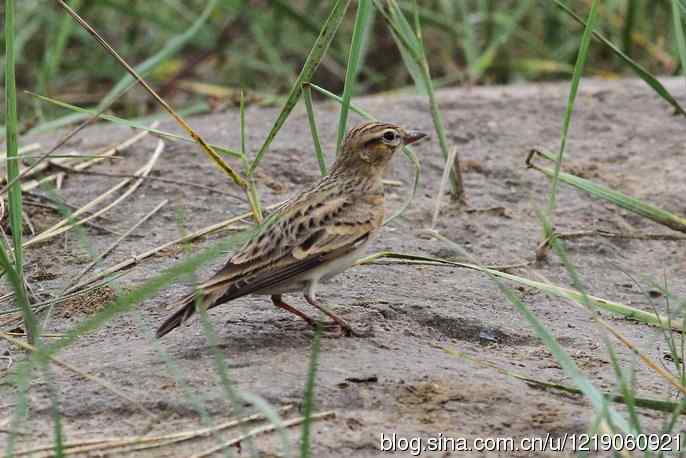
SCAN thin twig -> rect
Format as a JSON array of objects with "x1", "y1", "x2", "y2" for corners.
[
  {"x1": 63, "y1": 199, "x2": 168, "y2": 294},
  {"x1": 0, "y1": 331, "x2": 156, "y2": 419}
]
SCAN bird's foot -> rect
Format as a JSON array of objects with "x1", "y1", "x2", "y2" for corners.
[
  {"x1": 345, "y1": 322, "x2": 374, "y2": 338},
  {"x1": 331, "y1": 322, "x2": 374, "y2": 338},
  {"x1": 307, "y1": 320, "x2": 373, "y2": 338}
]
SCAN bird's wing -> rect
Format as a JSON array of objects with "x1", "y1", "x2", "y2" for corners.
[{"x1": 196, "y1": 185, "x2": 383, "y2": 302}]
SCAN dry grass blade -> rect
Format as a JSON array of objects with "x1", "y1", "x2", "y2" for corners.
[
  {"x1": 51, "y1": 169, "x2": 247, "y2": 202},
  {"x1": 24, "y1": 196, "x2": 121, "y2": 236},
  {"x1": 591, "y1": 315, "x2": 686, "y2": 396},
  {"x1": 15, "y1": 407, "x2": 293, "y2": 457},
  {"x1": 62, "y1": 199, "x2": 168, "y2": 293},
  {"x1": 55, "y1": 0, "x2": 247, "y2": 190},
  {"x1": 23, "y1": 140, "x2": 164, "y2": 248},
  {"x1": 192, "y1": 410, "x2": 336, "y2": 458},
  {"x1": 67, "y1": 201, "x2": 285, "y2": 293},
  {"x1": 28, "y1": 92, "x2": 242, "y2": 159},
  {"x1": 0, "y1": 78, "x2": 140, "y2": 197},
  {"x1": 0, "y1": 331, "x2": 155, "y2": 419},
  {"x1": 555, "y1": 229, "x2": 686, "y2": 241},
  {"x1": 0, "y1": 143, "x2": 41, "y2": 179},
  {"x1": 20, "y1": 127, "x2": 151, "y2": 193},
  {"x1": 0, "y1": 143, "x2": 40, "y2": 158},
  {"x1": 431, "y1": 145, "x2": 458, "y2": 230}
]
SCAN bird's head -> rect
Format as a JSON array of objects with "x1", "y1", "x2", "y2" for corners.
[{"x1": 331, "y1": 122, "x2": 427, "y2": 176}]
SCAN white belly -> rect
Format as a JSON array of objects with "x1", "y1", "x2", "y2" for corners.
[{"x1": 256, "y1": 239, "x2": 370, "y2": 295}]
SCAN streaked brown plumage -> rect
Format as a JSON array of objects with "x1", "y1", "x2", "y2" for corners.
[{"x1": 156, "y1": 122, "x2": 426, "y2": 338}]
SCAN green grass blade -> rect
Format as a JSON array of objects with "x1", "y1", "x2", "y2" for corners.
[
  {"x1": 455, "y1": 0, "x2": 478, "y2": 80},
  {"x1": 431, "y1": 233, "x2": 631, "y2": 433},
  {"x1": 37, "y1": 228, "x2": 257, "y2": 358},
  {"x1": 241, "y1": 90, "x2": 263, "y2": 223},
  {"x1": 196, "y1": 306, "x2": 260, "y2": 457},
  {"x1": 240, "y1": 90, "x2": 247, "y2": 164},
  {"x1": 554, "y1": 0, "x2": 686, "y2": 117},
  {"x1": 249, "y1": 17, "x2": 292, "y2": 81},
  {"x1": 44, "y1": 365, "x2": 65, "y2": 458},
  {"x1": 606, "y1": 345, "x2": 642, "y2": 431},
  {"x1": 302, "y1": 84, "x2": 327, "y2": 176},
  {"x1": 622, "y1": 0, "x2": 638, "y2": 57},
  {"x1": 29, "y1": 98, "x2": 211, "y2": 136},
  {"x1": 5, "y1": 361, "x2": 31, "y2": 457},
  {"x1": 237, "y1": 391, "x2": 291, "y2": 457},
  {"x1": 358, "y1": 251, "x2": 682, "y2": 330},
  {"x1": 29, "y1": 92, "x2": 241, "y2": 158},
  {"x1": 380, "y1": 0, "x2": 464, "y2": 200},
  {"x1": 443, "y1": 346, "x2": 684, "y2": 415},
  {"x1": 28, "y1": 0, "x2": 220, "y2": 134},
  {"x1": 309, "y1": 83, "x2": 376, "y2": 119},
  {"x1": 545, "y1": 0, "x2": 599, "y2": 225},
  {"x1": 300, "y1": 326, "x2": 322, "y2": 458},
  {"x1": 672, "y1": 0, "x2": 686, "y2": 77},
  {"x1": 335, "y1": 0, "x2": 373, "y2": 155},
  {"x1": 471, "y1": 0, "x2": 533, "y2": 79},
  {"x1": 529, "y1": 150, "x2": 686, "y2": 233},
  {"x1": 249, "y1": 0, "x2": 352, "y2": 174},
  {"x1": 271, "y1": 0, "x2": 323, "y2": 37},
  {"x1": 37, "y1": 0, "x2": 82, "y2": 120},
  {"x1": 535, "y1": 207, "x2": 646, "y2": 432},
  {"x1": 4, "y1": 0, "x2": 35, "y2": 344}
]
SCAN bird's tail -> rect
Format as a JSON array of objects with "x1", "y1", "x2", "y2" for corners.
[{"x1": 156, "y1": 292, "x2": 200, "y2": 338}]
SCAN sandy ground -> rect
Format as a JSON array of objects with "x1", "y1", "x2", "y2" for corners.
[{"x1": 1, "y1": 78, "x2": 685, "y2": 457}]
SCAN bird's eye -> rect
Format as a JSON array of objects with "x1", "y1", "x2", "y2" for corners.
[{"x1": 383, "y1": 130, "x2": 397, "y2": 142}]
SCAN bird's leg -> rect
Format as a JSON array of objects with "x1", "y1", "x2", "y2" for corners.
[
  {"x1": 271, "y1": 295, "x2": 338, "y2": 330},
  {"x1": 303, "y1": 283, "x2": 371, "y2": 338},
  {"x1": 271, "y1": 294, "x2": 316, "y2": 325}
]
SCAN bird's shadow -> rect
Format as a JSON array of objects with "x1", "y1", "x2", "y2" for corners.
[{"x1": 171, "y1": 318, "x2": 315, "y2": 361}]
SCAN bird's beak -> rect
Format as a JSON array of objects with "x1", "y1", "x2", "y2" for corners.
[{"x1": 403, "y1": 130, "x2": 428, "y2": 145}]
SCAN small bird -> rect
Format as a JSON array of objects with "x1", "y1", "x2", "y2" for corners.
[{"x1": 156, "y1": 122, "x2": 427, "y2": 338}]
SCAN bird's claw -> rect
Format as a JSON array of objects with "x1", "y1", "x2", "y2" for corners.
[{"x1": 307, "y1": 320, "x2": 373, "y2": 338}]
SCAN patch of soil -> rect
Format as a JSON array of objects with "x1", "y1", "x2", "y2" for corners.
[
  {"x1": 1, "y1": 78, "x2": 685, "y2": 457},
  {"x1": 59, "y1": 285, "x2": 116, "y2": 318}
]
